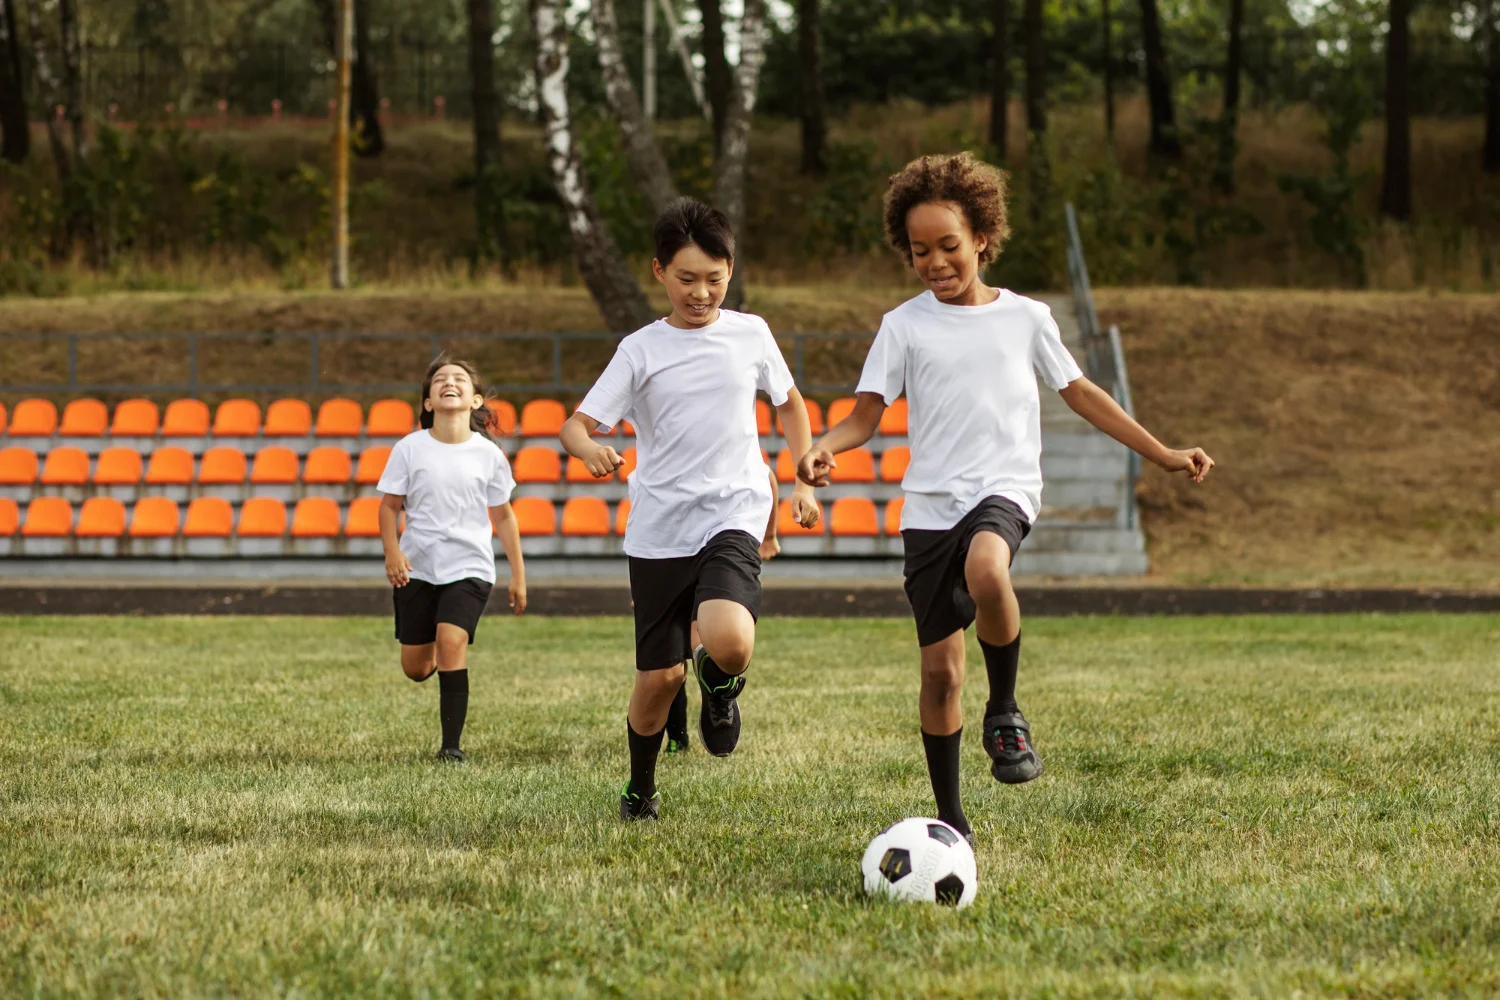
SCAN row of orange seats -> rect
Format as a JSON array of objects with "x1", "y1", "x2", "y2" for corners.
[
  {"x1": 0, "y1": 496, "x2": 905, "y2": 539},
  {"x1": 0, "y1": 397, "x2": 912, "y2": 439},
  {"x1": 0, "y1": 444, "x2": 916, "y2": 488}
]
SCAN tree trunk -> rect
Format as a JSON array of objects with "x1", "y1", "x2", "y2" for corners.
[
  {"x1": 1138, "y1": 0, "x2": 1180, "y2": 158},
  {"x1": 468, "y1": 0, "x2": 499, "y2": 175},
  {"x1": 1216, "y1": 0, "x2": 1243, "y2": 192},
  {"x1": 988, "y1": 0, "x2": 1007, "y2": 159},
  {"x1": 593, "y1": 0, "x2": 678, "y2": 214},
  {"x1": 531, "y1": 0, "x2": 654, "y2": 334},
  {"x1": 698, "y1": 0, "x2": 731, "y2": 154},
  {"x1": 1022, "y1": 0, "x2": 1046, "y2": 225},
  {"x1": 714, "y1": 0, "x2": 767, "y2": 311},
  {"x1": 1379, "y1": 0, "x2": 1411, "y2": 220},
  {"x1": 1483, "y1": 1, "x2": 1498, "y2": 173},
  {"x1": 59, "y1": 0, "x2": 83, "y2": 162},
  {"x1": 23, "y1": 0, "x2": 68, "y2": 183},
  {"x1": 1102, "y1": 0, "x2": 1113, "y2": 143},
  {"x1": 0, "y1": 0, "x2": 29, "y2": 164},
  {"x1": 798, "y1": 0, "x2": 824, "y2": 174},
  {"x1": 351, "y1": 0, "x2": 384, "y2": 157}
]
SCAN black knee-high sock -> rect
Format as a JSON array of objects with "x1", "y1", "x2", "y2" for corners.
[
  {"x1": 438, "y1": 669, "x2": 469, "y2": 750},
  {"x1": 921, "y1": 729, "x2": 970, "y2": 837},
  {"x1": 980, "y1": 633, "x2": 1021, "y2": 718},
  {"x1": 666, "y1": 681, "x2": 688, "y2": 741},
  {"x1": 626, "y1": 720, "x2": 665, "y2": 799},
  {"x1": 696, "y1": 651, "x2": 742, "y2": 690}
]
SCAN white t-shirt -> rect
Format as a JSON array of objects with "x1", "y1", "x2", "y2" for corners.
[
  {"x1": 578, "y1": 310, "x2": 795, "y2": 559},
  {"x1": 376, "y1": 429, "x2": 516, "y2": 585},
  {"x1": 856, "y1": 289, "x2": 1083, "y2": 530}
]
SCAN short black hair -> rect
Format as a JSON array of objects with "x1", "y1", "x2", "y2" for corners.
[{"x1": 652, "y1": 197, "x2": 735, "y2": 266}]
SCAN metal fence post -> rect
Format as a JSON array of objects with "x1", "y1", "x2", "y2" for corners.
[
  {"x1": 551, "y1": 336, "x2": 563, "y2": 392},
  {"x1": 309, "y1": 334, "x2": 321, "y2": 389},
  {"x1": 429, "y1": 334, "x2": 440, "y2": 360},
  {"x1": 67, "y1": 336, "x2": 78, "y2": 391},
  {"x1": 794, "y1": 336, "x2": 805, "y2": 388},
  {"x1": 188, "y1": 335, "x2": 199, "y2": 398}
]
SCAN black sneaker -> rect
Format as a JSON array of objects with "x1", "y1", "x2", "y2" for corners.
[
  {"x1": 982, "y1": 710, "x2": 1044, "y2": 784},
  {"x1": 435, "y1": 747, "x2": 469, "y2": 763},
  {"x1": 619, "y1": 783, "x2": 661, "y2": 821},
  {"x1": 693, "y1": 645, "x2": 744, "y2": 757},
  {"x1": 665, "y1": 684, "x2": 690, "y2": 754},
  {"x1": 664, "y1": 732, "x2": 691, "y2": 754}
]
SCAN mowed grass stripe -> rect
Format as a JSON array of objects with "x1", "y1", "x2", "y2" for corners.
[{"x1": 2, "y1": 615, "x2": 1498, "y2": 998}]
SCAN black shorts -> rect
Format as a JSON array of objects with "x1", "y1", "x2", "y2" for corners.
[
  {"x1": 392, "y1": 577, "x2": 493, "y2": 646},
  {"x1": 627, "y1": 530, "x2": 763, "y2": 671},
  {"x1": 900, "y1": 496, "x2": 1032, "y2": 647}
]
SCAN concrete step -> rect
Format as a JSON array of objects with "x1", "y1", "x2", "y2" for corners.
[
  {"x1": 1012, "y1": 550, "x2": 1149, "y2": 576},
  {"x1": 1040, "y1": 433, "x2": 1129, "y2": 460},
  {"x1": 1026, "y1": 525, "x2": 1145, "y2": 554},
  {"x1": 1041, "y1": 477, "x2": 1129, "y2": 508}
]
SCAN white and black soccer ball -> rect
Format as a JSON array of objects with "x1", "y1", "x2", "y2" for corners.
[{"x1": 860, "y1": 817, "x2": 977, "y2": 909}]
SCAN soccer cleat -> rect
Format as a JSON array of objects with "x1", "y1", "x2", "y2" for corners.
[
  {"x1": 693, "y1": 644, "x2": 744, "y2": 758},
  {"x1": 619, "y1": 783, "x2": 661, "y2": 821},
  {"x1": 435, "y1": 747, "x2": 469, "y2": 763},
  {"x1": 982, "y1": 710, "x2": 1044, "y2": 784}
]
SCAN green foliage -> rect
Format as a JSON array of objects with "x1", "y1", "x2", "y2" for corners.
[{"x1": 802, "y1": 140, "x2": 894, "y2": 256}]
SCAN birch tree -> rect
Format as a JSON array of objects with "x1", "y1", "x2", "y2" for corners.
[
  {"x1": 531, "y1": 0, "x2": 654, "y2": 334},
  {"x1": 593, "y1": 0, "x2": 679, "y2": 215},
  {"x1": 714, "y1": 0, "x2": 767, "y2": 310},
  {"x1": 23, "y1": 0, "x2": 69, "y2": 183}
]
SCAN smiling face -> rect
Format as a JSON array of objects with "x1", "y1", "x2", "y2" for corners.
[
  {"x1": 653, "y1": 242, "x2": 732, "y2": 328},
  {"x1": 905, "y1": 200, "x2": 989, "y2": 305},
  {"x1": 424, "y1": 363, "x2": 482, "y2": 418}
]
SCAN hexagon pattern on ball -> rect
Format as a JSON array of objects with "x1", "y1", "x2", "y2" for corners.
[{"x1": 860, "y1": 817, "x2": 977, "y2": 909}]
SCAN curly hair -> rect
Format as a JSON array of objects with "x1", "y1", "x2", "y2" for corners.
[{"x1": 883, "y1": 152, "x2": 1011, "y2": 268}]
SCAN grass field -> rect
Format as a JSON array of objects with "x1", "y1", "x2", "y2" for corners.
[{"x1": 3, "y1": 614, "x2": 1499, "y2": 998}]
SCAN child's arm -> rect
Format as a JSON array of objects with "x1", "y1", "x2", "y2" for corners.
[
  {"x1": 378, "y1": 494, "x2": 411, "y2": 586},
  {"x1": 560, "y1": 412, "x2": 625, "y2": 477},
  {"x1": 759, "y1": 465, "x2": 781, "y2": 560},
  {"x1": 775, "y1": 387, "x2": 820, "y2": 528},
  {"x1": 797, "y1": 391, "x2": 886, "y2": 487},
  {"x1": 1058, "y1": 378, "x2": 1214, "y2": 482},
  {"x1": 489, "y1": 502, "x2": 528, "y2": 614}
]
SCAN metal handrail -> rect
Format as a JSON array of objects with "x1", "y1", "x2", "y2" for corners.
[{"x1": 1108, "y1": 324, "x2": 1140, "y2": 531}]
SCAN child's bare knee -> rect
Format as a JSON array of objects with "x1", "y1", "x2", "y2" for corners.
[
  {"x1": 402, "y1": 652, "x2": 436, "y2": 681},
  {"x1": 706, "y1": 631, "x2": 754, "y2": 672},
  {"x1": 966, "y1": 562, "x2": 1012, "y2": 604}
]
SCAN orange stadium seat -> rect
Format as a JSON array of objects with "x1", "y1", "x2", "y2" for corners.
[
  {"x1": 511, "y1": 496, "x2": 557, "y2": 535},
  {"x1": 774, "y1": 449, "x2": 797, "y2": 484},
  {"x1": 754, "y1": 399, "x2": 772, "y2": 435},
  {"x1": 198, "y1": 447, "x2": 248, "y2": 484},
  {"x1": 144, "y1": 447, "x2": 195, "y2": 485},
  {"x1": 615, "y1": 498, "x2": 630, "y2": 535},
  {"x1": 161, "y1": 399, "x2": 210, "y2": 437},
  {"x1": 22, "y1": 497, "x2": 72, "y2": 536},
  {"x1": 355, "y1": 446, "x2": 390, "y2": 485},
  {"x1": 879, "y1": 397, "x2": 909, "y2": 435},
  {"x1": 40, "y1": 447, "x2": 90, "y2": 486},
  {"x1": 93, "y1": 447, "x2": 143, "y2": 485},
  {"x1": 303, "y1": 447, "x2": 353, "y2": 484},
  {"x1": 75, "y1": 497, "x2": 126, "y2": 537},
  {"x1": 344, "y1": 496, "x2": 383, "y2": 537},
  {"x1": 0, "y1": 447, "x2": 38, "y2": 484},
  {"x1": 618, "y1": 447, "x2": 637, "y2": 481},
  {"x1": 826, "y1": 397, "x2": 857, "y2": 427},
  {"x1": 880, "y1": 446, "x2": 910, "y2": 482},
  {"x1": 514, "y1": 446, "x2": 561, "y2": 483},
  {"x1": 59, "y1": 399, "x2": 108, "y2": 437},
  {"x1": 561, "y1": 497, "x2": 610, "y2": 536},
  {"x1": 213, "y1": 399, "x2": 261, "y2": 436},
  {"x1": 831, "y1": 448, "x2": 876, "y2": 483},
  {"x1": 366, "y1": 399, "x2": 414, "y2": 437},
  {"x1": 238, "y1": 497, "x2": 287, "y2": 537},
  {"x1": 565, "y1": 456, "x2": 598, "y2": 483},
  {"x1": 776, "y1": 398, "x2": 825, "y2": 436},
  {"x1": 110, "y1": 399, "x2": 160, "y2": 436},
  {"x1": 182, "y1": 497, "x2": 233, "y2": 537},
  {"x1": 9, "y1": 399, "x2": 58, "y2": 437},
  {"x1": 520, "y1": 399, "x2": 567, "y2": 437},
  {"x1": 778, "y1": 498, "x2": 824, "y2": 536},
  {"x1": 315, "y1": 398, "x2": 363, "y2": 437},
  {"x1": 129, "y1": 497, "x2": 181, "y2": 537},
  {"x1": 884, "y1": 498, "x2": 904, "y2": 535},
  {"x1": 264, "y1": 399, "x2": 312, "y2": 437},
  {"x1": 831, "y1": 497, "x2": 879, "y2": 536},
  {"x1": 250, "y1": 446, "x2": 299, "y2": 484},
  {"x1": 486, "y1": 399, "x2": 518, "y2": 436},
  {"x1": 0, "y1": 497, "x2": 18, "y2": 535},
  {"x1": 291, "y1": 496, "x2": 342, "y2": 537},
  {"x1": 620, "y1": 419, "x2": 636, "y2": 436}
]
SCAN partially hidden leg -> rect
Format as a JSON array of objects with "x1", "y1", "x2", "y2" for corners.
[
  {"x1": 623, "y1": 663, "x2": 685, "y2": 819},
  {"x1": 664, "y1": 622, "x2": 699, "y2": 754},
  {"x1": 435, "y1": 623, "x2": 471, "y2": 760},
  {"x1": 693, "y1": 598, "x2": 756, "y2": 757},
  {"x1": 966, "y1": 531, "x2": 1042, "y2": 784},
  {"x1": 919, "y1": 630, "x2": 971, "y2": 839}
]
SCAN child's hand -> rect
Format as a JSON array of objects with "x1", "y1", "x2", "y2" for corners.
[
  {"x1": 797, "y1": 447, "x2": 835, "y2": 487},
  {"x1": 1160, "y1": 447, "x2": 1215, "y2": 483},
  {"x1": 758, "y1": 534, "x2": 781, "y2": 560},
  {"x1": 509, "y1": 577, "x2": 528, "y2": 615},
  {"x1": 385, "y1": 549, "x2": 412, "y2": 587},
  {"x1": 790, "y1": 489, "x2": 820, "y2": 529},
  {"x1": 585, "y1": 444, "x2": 625, "y2": 478}
]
